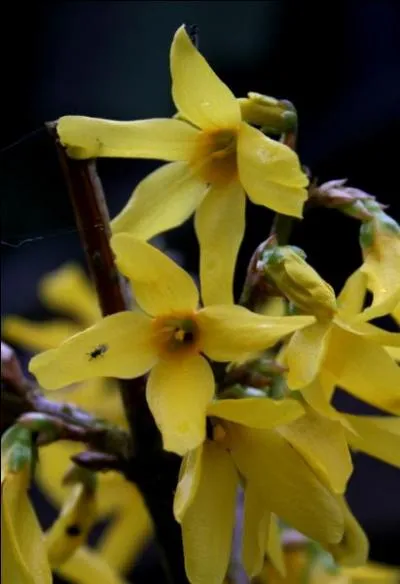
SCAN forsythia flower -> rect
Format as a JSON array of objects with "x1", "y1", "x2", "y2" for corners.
[
  {"x1": 1, "y1": 427, "x2": 52, "y2": 584},
  {"x1": 29, "y1": 236, "x2": 314, "y2": 455},
  {"x1": 174, "y1": 397, "x2": 352, "y2": 584},
  {"x1": 266, "y1": 249, "x2": 400, "y2": 414},
  {"x1": 57, "y1": 25, "x2": 308, "y2": 305},
  {"x1": 2, "y1": 264, "x2": 152, "y2": 573}
]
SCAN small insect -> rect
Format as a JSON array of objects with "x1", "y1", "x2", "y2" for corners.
[{"x1": 87, "y1": 343, "x2": 108, "y2": 361}]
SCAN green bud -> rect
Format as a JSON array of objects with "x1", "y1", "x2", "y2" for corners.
[
  {"x1": 239, "y1": 93, "x2": 297, "y2": 134},
  {"x1": 359, "y1": 221, "x2": 375, "y2": 249},
  {"x1": 268, "y1": 376, "x2": 288, "y2": 400},
  {"x1": 262, "y1": 246, "x2": 337, "y2": 319},
  {"x1": 8, "y1": 442, "x2": 33, "y2": 474},
  {"x1": 218, "y1": 385, "x2": 268, "y2": 400},
  {"x1": 1, "y1": 426, "x2": 33, "y2": 475}
]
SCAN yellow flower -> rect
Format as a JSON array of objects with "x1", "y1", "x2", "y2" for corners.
[
  {"x1": 29, "y1": 236, "x2": 314, "y2": 456},
  {"x1": 3, "y1": 264, "x2": 152, "y2": 573},
  {"x1": 1, "y1": 428, "x2": 52, "y2": 584},
  {"x1": 56, "y1": 547, "x2": 129, "y2": 584},
  {"x1": 278, "y1": 257, "x2": 400, "y2": 414},
  {"x1": 174, "y1": 397, "x2": 348, "y2": 584},
  {"x1": 57, "y1": 25, "x2": 308, "y2": 306},
  {"x1": 359, "y1": 203, "x2": 400, "y2": 316}
]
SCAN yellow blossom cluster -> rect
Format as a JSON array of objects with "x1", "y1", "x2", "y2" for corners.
[{"x1": 2, "y1": 24, "x2": 399, "y2": 584}]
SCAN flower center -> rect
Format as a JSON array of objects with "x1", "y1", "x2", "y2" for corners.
[
  {"x1": 152, "y1": 313, "x2": 200, "y2": 357},
  {"x1": 191, "y1": 129, "x2": 238, "y2": 187}
]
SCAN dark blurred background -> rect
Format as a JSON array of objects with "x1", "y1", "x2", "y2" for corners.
[{"x1": 1, "y1": 1, "x2": 400, "y2": 580}]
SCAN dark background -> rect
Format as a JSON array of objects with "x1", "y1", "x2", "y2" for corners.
[{"x1": 1, "y1": 1, "x2": 400, "y2": 580}]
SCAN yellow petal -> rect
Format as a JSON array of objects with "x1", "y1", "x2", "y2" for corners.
[
  {"x1": 337, "y1": 269, "x2": 367, "y2": 319},
  {"x1": 112, "y1": 161, "x2": 207, "y2": 239},
  {"x1": 324, "y1": 324, "x2": 400, "y2": 414},
  {"x1": 146, "y1": 355, "x2": 214, "y2": 455},
  {"x1": 345, "y1": 562, "x2": 400, "y2": 582},
  {"x1": 2, "y1": 316, "x2": 81, "y2": 352},
  {"x1": 180, "y1": 441, "x2": 238, "y2": 584},
  {"x1": 197, "y1": 304, "x2": 315, "y2": 362},
  {"x1": 207, "y1": 397, "x2": 304, "y2": 429},
  {"x1": 39, "y1": 263, "x2": 99, "y2": 325},
  {"x1": 300, "y1": 376, "x2": 353, "y2": 432},
  {"x1": 2, "y1": 471, "x2": 52, "y2": 584},
  {"x1": 45, "y1": 482, "x2": 97, "y2": 569},
  {"x1": 174, "y1": 446, "x2": 203, "y2": 522},
  {"x1": 229, "y1": 425, "x2": 344, "y2": 545},
  {"x1": 344, "y1": 414, "x2": 400, "y2": 467},
  {"x1": 29, "y1": 311, "x2": 156, "y2": 390},
  {"x1": 326, "y1": 497, "x2": 369, "y2": 567},
  {"x1": 265, "y1": 514, "x2": 286, "y2": 577},
  {"x1": 285, "y1": 321, "x2": 332, "y2": 389},
  {"x1": 56, "y1": 547, "x2": 128, "y2": 584},
  {"x1": 170, "y1": 26, "x2": 241, "y2": 131},
  {"x1": 58, "y1": 115, "x2": 199, "y2": 160},
  {"x1": 111, "y1": 234, "x2": 199, "y2": 316},
  {"x1": 242, "y1": 489, "x2": 270, "y2": 578},
  {"x1": 278, "y1": 407, "x2": 353, "y2": 494},
  {"x1": 195, "y1": 182, "x2": 246, "y2": 305},
  {"x1": 344, "y1": 320, "x2": 400, "y2": 347},
  {"x1": 392, "y1": 302, "x2": 400, "y2": 325},
  {"x1": 237, "y1": 122, "x2": 308, "y2": 218},
  {"x1": 98, "y1": 503, "x2": 152, "y2": 573},
  {"x1": 358, "y1": 286, "x2": 400, "y2": 322}
]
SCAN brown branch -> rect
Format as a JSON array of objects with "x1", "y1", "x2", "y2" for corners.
[
  {"x1": 47, "y1": 124, "x2": 188, "y2": 584},
  {"x1": 1, "y1": 342, "x2": 131, "y2": 467}
]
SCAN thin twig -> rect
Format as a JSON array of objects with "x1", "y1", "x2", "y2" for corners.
[{"x1": 1, "y1": 342, "x2": 131, "y2": 466}]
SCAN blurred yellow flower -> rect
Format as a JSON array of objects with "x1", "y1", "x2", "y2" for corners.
[
  {"x1": 1, "y1": 428, "x2": 52, "y2": 584},
  {"x1": 30, "y1": 236, "x2": 315, "y2": 456},
  {"x1": 2, "y1": 264, "x2": 152, "y2": 573},
  {"x1": 261, "y1": 546, "x2": 399, "y2": 584},
  {"x1": 174, "y1": 397, "x2": 349, "y2": 584},
  {"x1": 57, "y1": 25, "x2": 308, "y2": 306}
]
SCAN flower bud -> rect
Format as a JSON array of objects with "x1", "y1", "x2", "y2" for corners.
[
  {"x1": 238, "y1": 92, "x2": 297, "y2": 133},
  {"x1": 262, "y1": 247, "x2": 337, "y2": 320}
]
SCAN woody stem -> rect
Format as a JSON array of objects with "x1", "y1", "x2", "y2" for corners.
[
  {"x1": 270, "y1": 124, "x2": 298, "y2": 245},
  {"x1": 47, "y1": 123, "x2": 188, "y2": 584}
]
